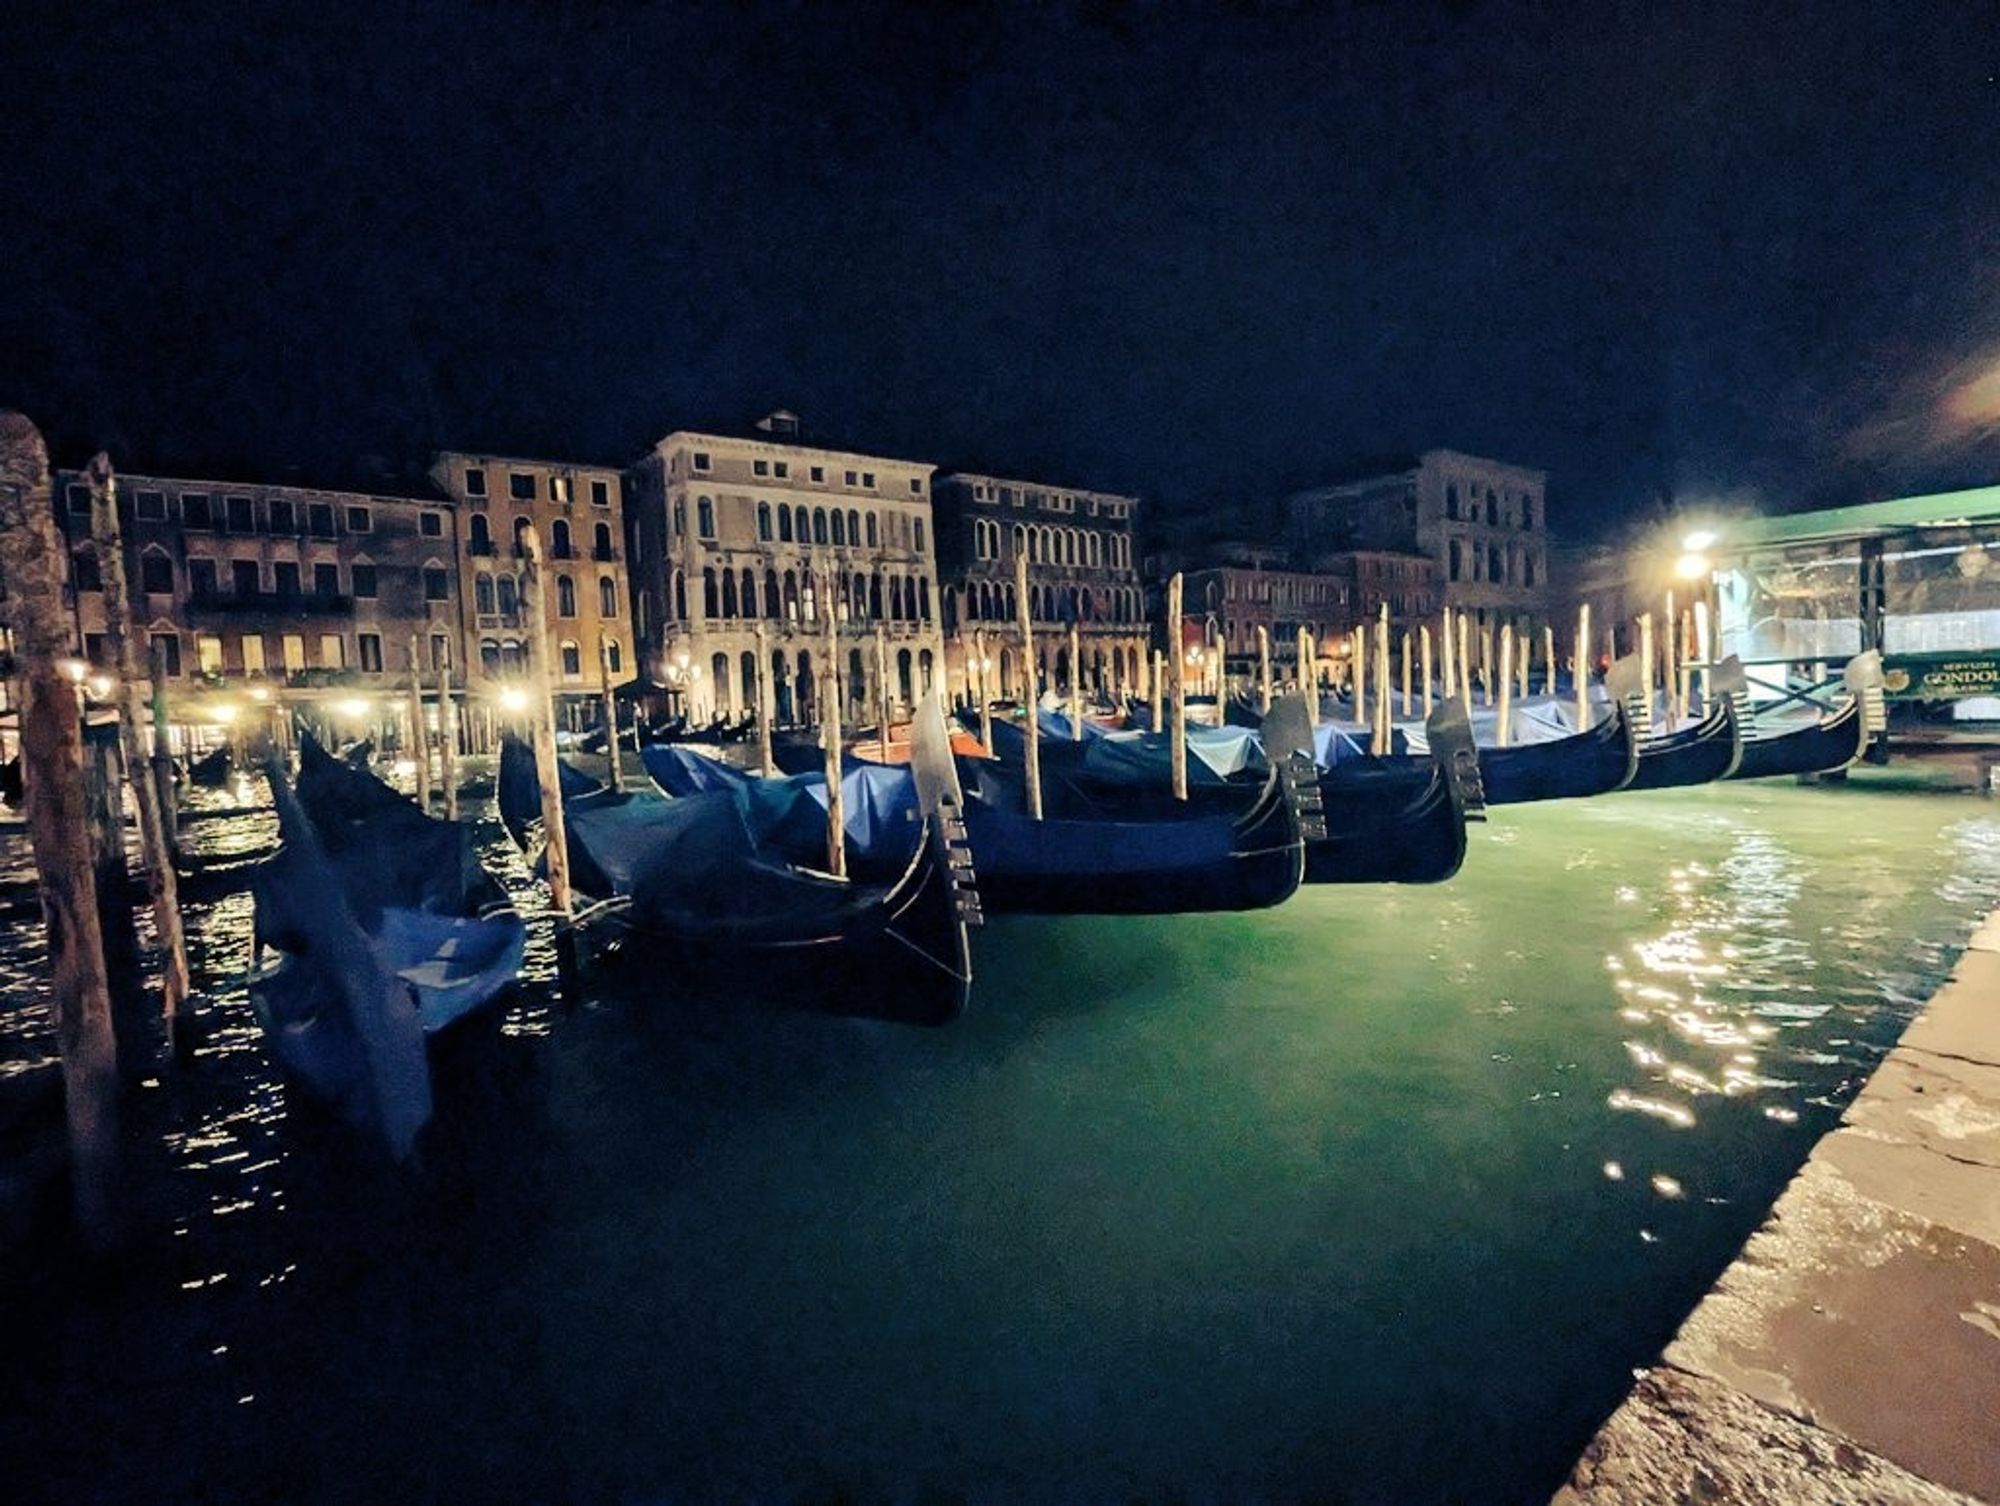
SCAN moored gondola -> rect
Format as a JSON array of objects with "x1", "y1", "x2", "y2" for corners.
[
  {"x1": 1727, "y1": 651, "x2": 1884, "y2": 781},
  {"x1": 500, "y1": 695, "x2": 979, "y2": 1026},
  {"x1": 187, "y1": 746, "x2": 233, "y2": 787},
  {"x1": 248, "y1": 736, "x2": 526, "y2": 1157},
  {"x1": 1623, "y1": 658, "x2": 1746, "y2": 789}
]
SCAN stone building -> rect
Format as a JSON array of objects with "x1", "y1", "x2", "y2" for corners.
[
  {"x1": 1182, "y1": 543, "x2": 1353, "y2": 689},
  {"x1": 626, "y1": 412, "x2": 943, "y2": 724},
  {"x1": 428, "y1": 451, "x2": 636, "y2": 718},
  {"x1": 1286, "y1": 448, "x2": 1550, "y2": 636},
  {"x1": 931, "y1": 471, "x2": 1146, "y2": 703},
  {"x1": 53, "y1": 468, "x2": 461, "y2": 697}
]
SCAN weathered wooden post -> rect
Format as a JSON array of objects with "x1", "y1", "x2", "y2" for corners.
[
  {"x1": 874, "y1": 624, "x2": 893, "y2": 762},
  {"x1": 1352, "y1": 624, "x2": 1367, "y2": 724},
  {"x1": 1372, "y1": 606, "x2": 1391, "y2": 755},
  {"x1": 1068, "y1": 620, "x2": 1083, "y2": 740},
  {"x1": 1457, "y1": 614, "x2": 1473, "y2": 710},
  {"x1": 1638, "y1": 612, "x2": 1656, "y2": 732},
  {"x1": 1296, "y1": 627, "x2": 1314, "y2": 700},
  {"x1": 1015, "y1": 552, "x2": 1043, "y2": 819},
  {"x1": 1543, "y1": 623, "x2": 1557, "y2": 698},
  {"x1": 1399, "y1": 630, "x2": 1412, "y2": 717},
  {"x1": 1693, "y1": 600, "x2": 1713, "y2": 712},
  {"x1": 81, "y1": 721, "x2": 148, "y2": 1077},
  {"x1": 1517, "y1": 621, "x2": 1530, "y2": 699},
  {"x1": 1663, "y1": 591, "x2": 1679, "y2": 726},
  {"x1": 820, "y1": 575, "x2": 847, "y2": 875},
  {"x1": 1479, "y1": 624, "x2": 1494, "y2": 706},
  {"x1": 149, "y1": 639, "x2": 178, "y2": 855},
  {"x1": 1497, "y1": 626, "x2": 1515, "y2": 747},
  {"x1": 1420, "y1": 625, "x2": 1434, "y2": 716},
  {"x1": 436, "y1": 656, "x2": 460, "y2": 821},
  {"x1": 1679, "y1": 609, "x2": 1696, "y2": 717},
  {"x1": 1151, "y1": 650, "x2": 1165, "y2": 736},
  {"x1": 597, "y1": 636, "x2": 623, "y2": 793},
  {"x1": 406, "y1": 636, "x2": 432, "y2": 810},
  {"x1": 0, "y1": 414, "x2": 120, "y2": 1244},
  {"x1": 1576, "y1": 603, "x2": 1592, "y2": 728},
  {"x1": 518, "y1": 526, "x2": 571, "y2": 916},
  {"x1": 754, "y1": 622, "x2": 775, "y2": 775},
  {"x1": 1167, "y1": 572, "x2": 1188, "y2": 801},
  {"x1": 1256, "y1": 624, "x2": 1272, "y2": 714},
  {"x1": 1439, "y1": 608, "x2": 1455, "y2": 701},
  {"x1": 86, "y1": 455, "x2": 193, "y2": 1060}
]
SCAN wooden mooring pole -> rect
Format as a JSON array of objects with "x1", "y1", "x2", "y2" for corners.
[
  {"x1": 876, "y1": 624, "x2": 893, "y2": 763},
  {"x1": 1420, "y1": 625, "x2": 1434, "y2": 717},
  {"x1": 1167, "y1": 572, "x2": 1188, "y2": 801},
  {"x1": 436, "y1": 655, "x2": 460, "y2": 822},
  {"x1": 822, "y1": 576, "x2": 847, "y2": 875},
  {"x1": 518, "y1": 527, "x2": 571, "y2": 917},
  {"x1": 149, "y1": 639, "x2": 178, "y2": 856},
  {"x1": 1, "y1": 414, "x2": 120, "y2": 1245},
  {"x1": 407, "y1": 635, "x2": 433, "y2": 810},
  {"x1": 754, "y1": 623, "x2": 775, "y2": 776},
  {"x1": 598, "y1": 636, "x2": 624, "y2": 793},
  {"x1": 1497, "y1": 625, "x2": 1515, "y2": 747},
  {"x1": 1015, "y1": 552, "x2": 1043, "y2": 820},
  {"x1": 87, "y1": 455, "x2": 193, "y2": 1060},
  {"x1": 1068, "y1": 620, "x2": 1083, "y2": 741},
  {"x1": 1256, "y1": 624, "x2": 1272, "y2": 714},
  {"x1": 1575, "y1": 602, "x2": 1592, "y2": 728}
]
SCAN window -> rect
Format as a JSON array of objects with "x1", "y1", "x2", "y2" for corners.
[
  {"x1": 469, "y1": 514, "x2": 492, "y2": 555},
  {"x1": 847, "y1": 509, "x2": 859, "y2": 543},
  {"x1": 151, "y1": 632, "x2": 181, "y2": 677},
  {"x1": 557, "y1": 575, "x2": 577, "y2": 617},
  {"x1": 1522, "y1": 497, "x2": 1535, "y2": 530},
  {"x1": 697, "y1": 498, "x2": 716, "y2": 538},
  {"x1": 65, "y1": 483, "x2": 91, "y2": 515},
  {"x1": 319, "y1": 634, "x2": 344, "y2": 669},
  {"x1": 702, "y1": 568, "x2": 719, "y2": 617},
  {"x1": 70, "y1": 548, "x2": 101, "y2": 592},
  {"x1": 600, "y1": 576, "x2": 619, "y2": 617},
  {"x1": 754, "y1": 459, "x2": 769, "y2": 477},
  {"x1": 282, "y1": 634, "x2": 306, "y2": 673},
  {"x1": 351, "y1": 563, "x2": 378, "y2": 599},
  {"x1": 551, "y1": 519, "x2": 573, "y2": 558},
  {"x1": 196, "y1": 633, "x2": 222, "y2": 676},
  {"x1": 561, "y1": 642, "x2": 582, "y2": 679},
  {"x1": 420, "y1": 511, "x2": 443, "y2": 537},
  {"x1": 549, "y1": 476, "x2": 570, "y2": 503},
  {"x1": 1448, "y1": 540, "x2": 1462, "y2": 581},
  {"x1": 227, "y1": 495, "x2": 255, "y2": 532},
  {"x1": 590, "y1": 479, "x2": 610, "y2": 507},
  {"x1": 269, "y1": 498, "x2": 294, "y2": 533},
  {"x1": 135, "y1": 489, "x2": 166, "y2": 521},
  {"x1": 430, "y1": 633, "x2": 449, "y2": 671},
  {"x1": 845, "y1": 470, "x2": 858, "y2": 486},
  {"x1": 810, "y1": 465, "x2": 824, "y2": 483},
  {"x1": 275, "y1": 561, "x2": 301, "y2": 597},
  {"x1": 496, "y1": 575, "x2": 519, "y2": 619},
  {"x1": 692, "y1": 451, "x2": 711, "y2": 472},
  {"x1": 313, "y1": 562, "x2": 340, "y2": 596},
  {"x1": 424, "y1": 566, "x2": 450, "y2": 601},
  {"x1": 475, "y1": 572, "x2": 495, "y2": 614},
  {"x1": 358, "y1": 633, "x2": 383, "y2": 673},
  {"x1": 479, "y1": 639, "x2": 501, "y2": 676},
  {"x1": 866, "y1": 513, "x2": 878, "y2": 548},
  {"x1": 777, "y1": 506, "x2": 793, "y2": 542},
  {"x1": 513, "y1": 516, "x2": 532, "y2": 555},
  {"x1": 188, "y1": 558, "x2": 218, "y2": 598},
  {"x1": 671, "y1": 499, "x2": 684, "y2": 538},
  {"x1": 508, "y1": 473, "x2": 536, "y2": 501},
  {"x1": 182, "y1": 493, "x2": 213, "y2": 529},
  {"x1": 910, "y1": 478, "x2": 923, "y2": 495},
  {"x1": 793, "y1": 504, "x2": 809, "y2": 542},
  {"x1": 140, "y1": 552, "x2": 173, "y2": 594},
  {"x1": 774, "y1": 461, "x2": 789, "y2": 479},
  {"x1": 308, "y1": 503, "x2": 335, "y2": 537},
  {"x1": 464, "y1": 467, "x2": 487, "y2": 497},
  {"x1": 593, "y1": 521, "x2": 614, "y2": 559},
  {"x1": 914, "y1": 519, "x2": 926, "y2": 554},
  {"x1": 812, "y1": 508, "x2": 828, "y2": 545},
  {"x1": 757, "y1": 502, "x2": 773, "y2": 541},
  {"x1": 242, "y1": 635, "x2": 265, "y2": 675},
  {"x1": 720, "y1": 568, "x2": 737, "y2": 617},
  {"x1": 831, "y1": 510, "x2": 845, "y2": 546},
  {"x1": 862, "y1": 472, "x2": 875, "y2": 488}
]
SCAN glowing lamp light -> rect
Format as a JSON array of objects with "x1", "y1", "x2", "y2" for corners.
[
  {"x1": 208, "y1": 703, "x2": 239, "y2": 726},
  {"x1": 87, "y1": 674, "x2": 114, "y2": 700},
  {"x1": 497, "y1": 686, "x2": 531, "y2": 713},
  {"x1": 333, "y1": 697, "x2": 372, "y2": 720},
  {"x1": 1681, "y1": 529, "x2": 1717, "y2": 553},
  {"x1": 58, "y1": 658, "x2": 87, "y2": 684},
  {"x1": 248, "y1": 686, "x2": 271, "y2": 702},
  {"x1": 1673, "y1": 552, "x2": 1713, "y2": 582}
]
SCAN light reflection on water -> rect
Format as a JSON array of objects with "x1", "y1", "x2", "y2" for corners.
[{"x1": 4, "y1": 770, "x2": 2000, "y2": 1502}]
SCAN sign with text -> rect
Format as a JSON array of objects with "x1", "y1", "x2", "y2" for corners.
[{"x1": 1882, "y1": 654, "x2": 2000, "y2": 699}]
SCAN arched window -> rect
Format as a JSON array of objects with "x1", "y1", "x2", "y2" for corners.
[
  {"x1": 672, "y1": 499, "x2": 685, "y2": 537},
  {"x1": 672, "y1": 569, "x2": 686, "y2": 619},
  {"x1": 702, "y1": 567, "x2": 719, "y2": 617},
  {"x1": 1088, "y1": 534, "x2": 1100, "y2": 567},
  {"x1": 740, "y1": 651, "x2": 756, "y2": 708},
  {"x1": 475, "y1": 572, "x2": 495, "y2": 614},
  {"x1": 897, "y1": 648, "x2": 913, "y2": 704},
  {"x1": 1489, "y1": 544, "x2": 1504, "y2": 582},
  {"x1": 551, "y1": 520, "x2": 572, "y2": 559},
  {"x1": 1523, "y1": 552, "x2": 1537, "y2": 587},
  {"x1": 830, "y1": 510, "x2": 845, "y2": 546},
  {"x1": 560, "y1": 640, "x2": 582, "y2": 679},
  {"x1": 793, "y1": 505, "x2": 810, "y2": 543},
  {"x1": 513, "y1": 516, "x2": 532, "y2": 554},
  {"x1": 720, "y1": 568, "x2": 737, "y2": 618},
  {"x1": 764, "y1": 568, "x2": 780, "y2": 619},
  {"x1": 479, "y1": 639, "x2": 501, "y2": 676},
  {"x1": 556, "y1": 574, "x2": 577, "y2": 618},
  {"x1": 778, "y1": 506, "x2": 794, "y2": 543},
  {"x1": 919, "y1": 579, "x2": 931, "y2": 621},
  {"x1": 812, "y1": 507, "x2": 829, "y2": 545},
  {"x1": 919, "y1": 648, "x2": 934, "y2": 693},
  {"x1": 782, "y1": 570, "x2": 800, "y2": 621},
  {"x1": 740, "y1": 568, "x2": 757, "y2": 618},
  {"x1": 757, "y1": 502, "x2": 772, "y2": 542},
  {"x1": 712, "y1": 652, "x2": 732, "y2": 712},
  {"x1": 848, "y1": 647, "x2": 865, "y2": 707},
  {"x1": 607, "y1": 641, "x2": 622, "y2": 675},
  {"x1": 496, "y1": 574, "x2": 519, "y2": 619},
  {"x1": 469, "y1": 514, "x2": 492, "y2": 554},
  {"x1": 853, "y1": 572, "x2": 868, "y2": 621},
  {"x1": 594, "y1": 521, "x2": 613, "y2": 559},
  {"x1": 500, "y1": 640, "x2": 525, "y2": 674},
  {"x1": 600, "y1": 576, "x2": 619, "y2": 617},
  {"x1": 848, "y1": 510, "x2": 860, "y2": 546},
  {"x1": 870, "y1": 572, "x2": 883, "y2": 618},
  {"x1": 1486, "y1": 488, "x2": 1498, "y2": 524},
  {"x1": 866, "y1": 513, "x2": 878, "y2": 547},
  {"x1": 697, "y1": 497, "x2": 716, "y2": 538}
]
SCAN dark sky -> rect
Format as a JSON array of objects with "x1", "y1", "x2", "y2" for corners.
[{"x1": 6, "y1": 0, "x2": 1999, "y2": 539}]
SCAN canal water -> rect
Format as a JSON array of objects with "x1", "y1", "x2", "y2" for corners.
[{"x1": 5, "y1": 770, "x2": 2000, "y2": 1503}]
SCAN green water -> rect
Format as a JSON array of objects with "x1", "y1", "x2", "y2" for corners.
[{"x1": 9, "y1": 774, "x2": 2000, "y2": 1503}]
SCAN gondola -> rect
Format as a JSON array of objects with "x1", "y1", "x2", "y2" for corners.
[
  {"x1": 186, "y1": 746, "x2": 233, "y2": 787},
  {"x1": 1727, "y1": 651, "x2": 1883, "y2": 781},
  {"x1": 248, "y1": 736, "x2": 526, "y2": 1157},
  {"x1": 645, "y1": 696, "x2": 1322, "y2": 916},
  {"x1": 499, "y1": 695, "x2": 979, "y2": 1026}
]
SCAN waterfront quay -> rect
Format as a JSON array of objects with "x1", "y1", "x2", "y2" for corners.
[{"x1": 1556, "y1": 882, "x2": 2000, "y2": 1505}]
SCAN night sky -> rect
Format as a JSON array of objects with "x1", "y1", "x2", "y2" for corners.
[{"x1": 6, "y1": 0, "x2": 1999, "y2": 539}]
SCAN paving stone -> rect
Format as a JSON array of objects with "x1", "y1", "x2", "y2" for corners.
[
  {"x1": 1903, "y1": 951, "x2": 2000, "y2": 1069},
  {"x1": 1815, "y1": 1127, "x2": 2000, "y2": 1249},
  {"x1": 1843, "y1": 1051, "x2": 2000, "y2": 1171},
  {"x1": 1552, "y1": 1366, "x2": 1981, "y2": 1506}
]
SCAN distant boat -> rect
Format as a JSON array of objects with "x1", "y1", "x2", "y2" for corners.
[
  {"x1": 249, "y1": 736, "x2": 526, "y2": 1157},
  {"x1": 499, "y1": 695, "x2": 979, "y2": 1027},
  {"x1": 186, "y1": 746, "x2": 233, "y2": 787}
]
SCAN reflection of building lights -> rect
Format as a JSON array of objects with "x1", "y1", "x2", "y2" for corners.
[
  {"x1": 333, "y1": 697, "x2": 372, "y2": 719},
  {"x1": 87, "y1": 674, "x2": 113, "y2": 699},
  {"x1": 1681, "y1": 529, "x2": 1717, "y2": 552},
  {"x1": 248, "y1": 685, "x2": 271, "y2": 702},
  {"x1": 1673, "y1": 552, "x2": 1712, "y2": 582},
  {"x1": 208, "y1": 703, "x2": 238, "y2": 725},
  {"x1": 497, "y1": 686, "x2": 530, "y2": 713},
  {"x1": 58, "y1": 658, "x2": 87, "y2": 684}
]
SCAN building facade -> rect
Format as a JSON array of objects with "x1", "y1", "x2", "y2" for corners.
[
  {"x1": 1286, "y1": 448, "x2": 1550, "y2": 636},
  {"x1": 53, "y1": 469, "x2": 461, "y2": 697},
  {"x1": 428, "y1": 451, "x2": 634, "y2": 714},
  {"x1": 1180, "y1": 543, "x2": 1353, "y2": 689},
  {"x1": 626, "y1": 412, "x2": 943, "y2": 724},
  {"x1": 932, "y1": 471, "x2": 1146, "y2": 703}
]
